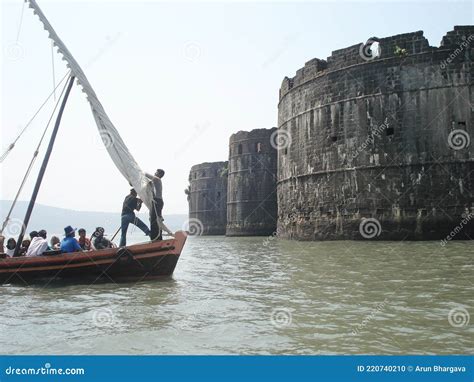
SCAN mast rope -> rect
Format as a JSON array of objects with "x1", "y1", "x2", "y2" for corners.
[
  {"x1": 0, "y1": 74, "x2": 72, "y2": 236},
  {"x1": 0, "y1": 71, "x2": 69, "y2": 163},
  {"x1": 51, "y1": 41, "x2": 56, "y2": 101},
  {"x1": 15, "y1": 0, "x2": 25, "y2": 42}
]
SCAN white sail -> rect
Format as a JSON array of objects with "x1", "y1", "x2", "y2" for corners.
[{"x1": 26, "y1": 0, "x2": 154, "y2": 209}]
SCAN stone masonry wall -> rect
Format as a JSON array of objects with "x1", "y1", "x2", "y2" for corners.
[
  {"x1": 188, "y1": 162, "x2": 228, "y2": 235},
  {"x1": 227, "y1": 128, "x2": 278, "y2": 236},
  {"x1": 277, "y1": 26, "x2": 474, "y2": 240}
]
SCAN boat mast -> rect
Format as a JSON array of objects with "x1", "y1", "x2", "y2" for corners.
[{"x1": 13, "y1": 75, "x2": 76, "y2": 257}]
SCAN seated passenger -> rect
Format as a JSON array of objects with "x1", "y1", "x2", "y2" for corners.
[
  {"x1": 5, "y1": 238, "x2": 17, "y2": 257},
  {"x1": 50, "y1": 236, "x2": 61, "y2": 250},
  {"x1": 26, "y1": 229, "x2": 49, "y2": 257},
  {"x1": 19, "y1": 239, "x2": 31, "y2": 256},
  {"x1": 92, "y1": 227, "x2": 115, "y2": 250},
  {"x1": 78, "y1": 228, "x2": 91, "y2": 250},
  {"x1": 60, "y1": 226, "x2": 82, "y2": 253}
]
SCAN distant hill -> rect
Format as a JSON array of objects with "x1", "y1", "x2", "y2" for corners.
[{"x1": 0, "y1": 200, "x2": 187, "y2": 239}]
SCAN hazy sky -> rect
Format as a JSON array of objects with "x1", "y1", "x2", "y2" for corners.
[{"x1": 1, "y1": 0, "x2": 472, "y2": 215}]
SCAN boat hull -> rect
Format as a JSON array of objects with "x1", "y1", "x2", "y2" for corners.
[{"x1": 0, "y1": 231, "x2": 187, "y2": 285}]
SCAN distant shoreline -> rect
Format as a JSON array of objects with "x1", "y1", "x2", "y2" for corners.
[
  {"x1": 0, "y1": 199, "x2": 187, "y2": 216},
  {"x1": 0, "y1": 200, "x2": 187, "y2": 237}
]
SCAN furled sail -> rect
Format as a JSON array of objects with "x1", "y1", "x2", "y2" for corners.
[{"x1": 26, "y1": 0, "x2": 154, "y2": 209}]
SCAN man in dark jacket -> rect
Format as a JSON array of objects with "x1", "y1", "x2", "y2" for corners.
[
  {"x1": 92, "y1": 227, "x2": 115, "y2": 250},
  {"x1": 120, "y1": 189, "x2": 151, "y2": 246}
]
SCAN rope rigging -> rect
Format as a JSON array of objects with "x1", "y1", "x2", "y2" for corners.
[
  {"x1": 15, "y1": 0, "x2": 25, "y2": 42},
  {"x1": 0, "y1": 71, "x2": 69, "y2": 163},
  {"x1": 51, "y1": 41, "x2": 57, "y2": 101},
  {"x1": 0, "y1": 73, "x2": 72, "y2": 236}
]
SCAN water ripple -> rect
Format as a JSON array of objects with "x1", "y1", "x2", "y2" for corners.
[{"x1": 0, "y1": 237, "x2": 472, "y2": 354}]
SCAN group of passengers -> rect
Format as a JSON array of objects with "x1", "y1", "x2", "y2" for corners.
[
  {"x1": 3, "y1": 229, "x2": 52, "y2": 258},
  {"x1": 0, "y1": 226, "x2": 116, "y2": 258}
]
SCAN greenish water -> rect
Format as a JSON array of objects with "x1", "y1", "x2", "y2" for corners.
[{"x1": 0, "y1": 236, "x2": 472, "y2": 354}]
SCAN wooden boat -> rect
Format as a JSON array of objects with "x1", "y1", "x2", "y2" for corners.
[
  {"x1": 0, "y1": 0, "x2": 188, "y2": 284},
  {"x1": 0, "y1": 232, "x2": 187, "y2": 284}
]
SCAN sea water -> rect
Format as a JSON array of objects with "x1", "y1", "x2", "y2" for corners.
[{"x1": 0, "y1": 236, "x2": 472, "y2": 354}]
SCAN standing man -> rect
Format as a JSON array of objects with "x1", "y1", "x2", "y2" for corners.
[
  {"x1": 145, "y1": 169, "x2": 173, "y2": 241},
  {"x1": 120, "y1": 188, "x2": 151, "y2": 246}
]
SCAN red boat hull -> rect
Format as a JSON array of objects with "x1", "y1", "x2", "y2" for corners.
[{"x1": 0, "y1": 231, "x2": 187, "y2": 285}]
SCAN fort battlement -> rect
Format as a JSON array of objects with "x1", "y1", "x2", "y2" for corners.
[{"x1": 280, "y1": 27, "x2": 474, "y2": 100}]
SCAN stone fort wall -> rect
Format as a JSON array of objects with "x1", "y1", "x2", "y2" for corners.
[
  {"x1": 277, "y1": 26, "x2": 474, "y2": 240},
  {"x1": 226, "y1": 128, "x2": 278, "y2": 236},
  {"x1": 187, "y1": 162, "x2": 228, "y2": 235}
]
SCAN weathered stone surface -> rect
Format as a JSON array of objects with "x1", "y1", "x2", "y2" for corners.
[
  {"x1": 188, "y1": 162, "x2": 228, "y2": 235},
  {"x1": 277, "y1": 27, "x2": 474, "y2": 240},
  {"x1": 226, "y1": 128, "x2": 278, "y2": 236}
]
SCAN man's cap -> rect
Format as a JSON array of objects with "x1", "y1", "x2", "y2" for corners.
[
  {"x1": 64, "y1": 226, "x2": 76, "y2": 236},
  {"x1": 93, "y1": 227, "x2": 106, "y2": 237}
]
